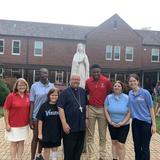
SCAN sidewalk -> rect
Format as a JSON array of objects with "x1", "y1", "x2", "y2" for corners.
[{"x1": 0, "y1": 117, "x2": 160, "y2": 160}]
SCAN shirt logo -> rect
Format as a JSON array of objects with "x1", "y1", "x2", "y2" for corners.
[
  {"x1": 45, "y1": 109, "x2": 59, "y2": 116},
  {"x1": 101, "y1": 83, "x2": 105, "y2": 88},
  {"x1": 136, "y1": 96, "x2": 145, "y2": 101}
]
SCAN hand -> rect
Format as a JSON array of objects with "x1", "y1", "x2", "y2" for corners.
[
  {"x1": 151, "y1": 125, "x2": 156, "y2": 135},
  {"x1": 62, "y1": 122, "x2": 71, "y2": 134},
  {"x1": 111, "y1": 121, "x2": 123, "y2": 128},
  {"x1": 108, "y1": 120, "x2": 116, "y2": 126},
  {"x1": 6, "y1": 124, "x2": 11, "y2": 132},
  {"x1": 29, "y1": 120, "x2": 34, "y2": 130},
  {"x1": 114, "y1": 122, "x2": 124, "y2": 128},
  {"x1": 38, "y1": 134, "x2": 43, "y2": 140}
]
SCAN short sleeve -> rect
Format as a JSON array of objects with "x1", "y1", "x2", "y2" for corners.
[
  {"x1": 36, "y1": 104, "x2": 45, "y2": 121},
  {"x1": 104, "y1": 96, "x2": 109, "y2": 109},
  {"x1": 57, "y1": 91, "x2": 66, "y2": 109},
  {"x1": 30, "y1": 85, "x2": 35, "y2": 102},
  {"x1": 3, "y1": 93, "x2": 12, "y2": 110},
  {"x1": 144, "y1": 90, "x2": 153, "y2": 108}
]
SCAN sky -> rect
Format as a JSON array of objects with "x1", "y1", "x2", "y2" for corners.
[{"x1": 0, "y1": 0, "x2": 160, "y2": 30}]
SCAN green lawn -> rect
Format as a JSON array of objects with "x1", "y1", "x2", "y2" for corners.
[
  {"x1": 156, "y1": 117, "x2": 160, "y2": 134},
  {"x1": 0, "y1": 107, "x2": 3, "y2": 118}
]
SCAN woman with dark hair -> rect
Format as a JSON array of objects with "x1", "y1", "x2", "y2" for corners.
[
  {"x1": 104, "y1": 81, "x2": 130, "y2": 160},
  {"x1": 37, "y1": 88, "x2": 61, "y2": 160},
  {"x1": 3, "y1": 78, "x2": 30, "y2": 160},
  {"x1": 128, "y1": 74, "x2": 156, "y2": 160}
]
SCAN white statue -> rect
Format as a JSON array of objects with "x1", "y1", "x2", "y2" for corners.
[{"x1": 71, "y1": 43, "x2": 89, "y2": 88}]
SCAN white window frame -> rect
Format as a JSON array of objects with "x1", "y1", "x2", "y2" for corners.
[
  {"x1": 125, "y1": 46, "x2": 133, "y2": 61},
  {"x1": 114, "y1": 46, "x2": 121, "y2": 60},
  {"x1": 151, "y1": 48, "x2": 159, "y2": 62},
  {"x1": 0, "y1": 39, "x2": 4, "y2": 54},
  {"x1": 12, "y1": 40, "x2": 21, "y2": 55},
  {"x1": 34, "y1": 41, "x2": 43, "y2": 56},
  {"x1": 55, "y1": 71, "x2": 64, "y2": 84},
  {"x1": 105, "y1": 45, "x2": 112, "y2": 60},
  {"x1": 0, "y1": 68, "x2": 4, "y2": 78}
]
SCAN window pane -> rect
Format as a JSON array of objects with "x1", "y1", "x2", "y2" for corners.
[
  {"x1": 35, "y1": 49, "x2": 42, "y2": 55},
  {"x1": 0, "y1": 40, "x2": 4, "y2": 52},
  {"x1": 0, "y1": 40, "x2": 3, "y2": 46},
  {"x1": 151, "y1": 49, "x2": 159, "y2": 62},
  {"x1": 13, "y1": 41, "x2": 20, "y2": 54},
  {"x1": 13, "y1": 47, "x2": 19, "y2": 53},
  {"x1": 35, "y1": 41, "x2": 43, "y2": 49},
  {"x1": 35, "y1": 41, "x2": 43, "y2": 55},
  {"x1": 106, "y1": 45, "x2": 112, "y2": 59},
  {"x1": 114, "y1": 46, "x2": 120, "y2": 60},
  {"x1": 126, "y1": 53, "x2": 132, "y2": 60},
  {"x1": 126, "y1": 47, "x2": 133, "y2": 60},
  {"x1": 14, "y1": 41, "x2": 19, "y2": 48},
  {"x1": 0, "y1": 46, "x2": 3, "y2": 52},
  {"x1": 152, "y1": 55, "x2": 158, "y2": 61}
]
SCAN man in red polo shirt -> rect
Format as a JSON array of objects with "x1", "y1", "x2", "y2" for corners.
[{"x1": 85, "y1": 64, "x2": 112, "y2": 160}]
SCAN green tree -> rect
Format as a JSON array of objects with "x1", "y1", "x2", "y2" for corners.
[{"x1": 0, "y1": 79, "x2": 10, "y2": 106}]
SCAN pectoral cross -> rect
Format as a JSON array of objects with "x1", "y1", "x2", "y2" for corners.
[{"x1": 79, "y1": 106, "x2": 83, "y2": 112}]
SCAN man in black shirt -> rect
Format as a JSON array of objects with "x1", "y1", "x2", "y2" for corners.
[{"x1": 58, "y1": 74, "x2": 88, "y2": 160}]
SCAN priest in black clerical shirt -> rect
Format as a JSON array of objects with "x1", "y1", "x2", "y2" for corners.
[{"x1": 58, "y1": 74, "x2": 88, "y2": 160}]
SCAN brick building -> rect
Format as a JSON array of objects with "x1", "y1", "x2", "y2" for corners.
[{"x1": 0, "y1": 14, "x2": 160, "y2": 92}]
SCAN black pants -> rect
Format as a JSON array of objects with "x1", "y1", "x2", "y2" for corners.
[
  {"x1": 132, "y1": 119, "x2": 152, "y2": 160},
  {"x1": 63, "y1": 131, "x2": 85, "y2": 160}
]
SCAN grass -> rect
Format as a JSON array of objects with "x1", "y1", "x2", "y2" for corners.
[
  {"x1": 156, "y1": 117, "x2": 160, "y2": 134},
  {"x1": 0, "y1": 107, "x2": 3, "y2": 118}
]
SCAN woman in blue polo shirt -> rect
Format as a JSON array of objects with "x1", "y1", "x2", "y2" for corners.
[
  {"x1": 128, "y1": 74, "x2": 156, "y2": 160},
  {"x1": 104, "y1": 81, "x2": 130, "y2": 160}
]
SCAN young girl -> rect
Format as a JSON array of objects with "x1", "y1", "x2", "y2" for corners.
[
  {"x1": 128, "y1": 74, "x2": 156, "y2": 160},
  {"x1": 37, "y1": 88, "x2": 61, "y2": 160}
]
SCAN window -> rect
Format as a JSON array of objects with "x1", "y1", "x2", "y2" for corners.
[
  {"x1": 151, "y1": 49, "x2": 159, "y2": 62},
  {"x1": 34, "y1": 41, "x2": 43, "y2": 56},
  {"x1": 12, "y1": 40, "x2": 20, "y2": 55},
  {"x1": 105, "y1": 45, "x2": 112, "y2": 60},
  {"x1": 0, "y1": 39, "x2": 4, "y2": 54},
  {"x1": 114, "y1": 46, "x2": 120, "y2": 60},
  {"x1": 0, "y1": 68, "x2": 3, "y2": 78},
  {"x1": 55, "y1": 71, "x2": 64, "y2": 84},
  {"x1": 125, "y1": 47, "x2": 133, "y2": 61},
  {"x1": 113, "y1": 20, "x2": 117, "y2": 29}
]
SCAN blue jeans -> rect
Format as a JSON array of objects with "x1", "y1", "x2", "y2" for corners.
[{"x1": 132, "y1": 118, "x2": 152, "y2": 160}]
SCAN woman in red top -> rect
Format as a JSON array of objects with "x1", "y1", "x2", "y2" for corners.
[{"x1": 3, "y1": 78, "x2": 30, "y2": 160}]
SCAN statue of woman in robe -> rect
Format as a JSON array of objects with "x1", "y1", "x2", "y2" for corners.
[{"x1": 71, "y1": 43, "x2": 89, "y2": 88}]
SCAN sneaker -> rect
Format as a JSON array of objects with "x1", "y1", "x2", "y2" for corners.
[{"x1": 35, "y1": 154, "x2": 44, "y2": 160}]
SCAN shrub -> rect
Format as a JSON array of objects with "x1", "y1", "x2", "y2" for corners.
[
  {"x1": 0, "y1": 79, "x2": 10, "y2": 106},
  {"x1": 3, "y1": 77, "x2": 17, "y2": 91}
]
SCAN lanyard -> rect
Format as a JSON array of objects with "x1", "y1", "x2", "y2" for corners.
[{"x1": 69, "y1": 87, "x2": 83, "y2": 112}]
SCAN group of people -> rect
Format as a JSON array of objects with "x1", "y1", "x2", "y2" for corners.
[{"x1": 3, "y1": 65, "x2": 157, "y2": 160}]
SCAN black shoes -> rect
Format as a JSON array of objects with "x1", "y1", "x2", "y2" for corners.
[{"x1": 35, "y1": 154, "x2": 44, "y2": 160}]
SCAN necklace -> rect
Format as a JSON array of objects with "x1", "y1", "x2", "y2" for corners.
[{"x1": 69, "y1": 87, "x2": 83, "y2": 112}]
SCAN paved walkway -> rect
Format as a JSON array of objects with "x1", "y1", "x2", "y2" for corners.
[{"x1": 0, "y1": 117, "x2": 160, "y2": 160}]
